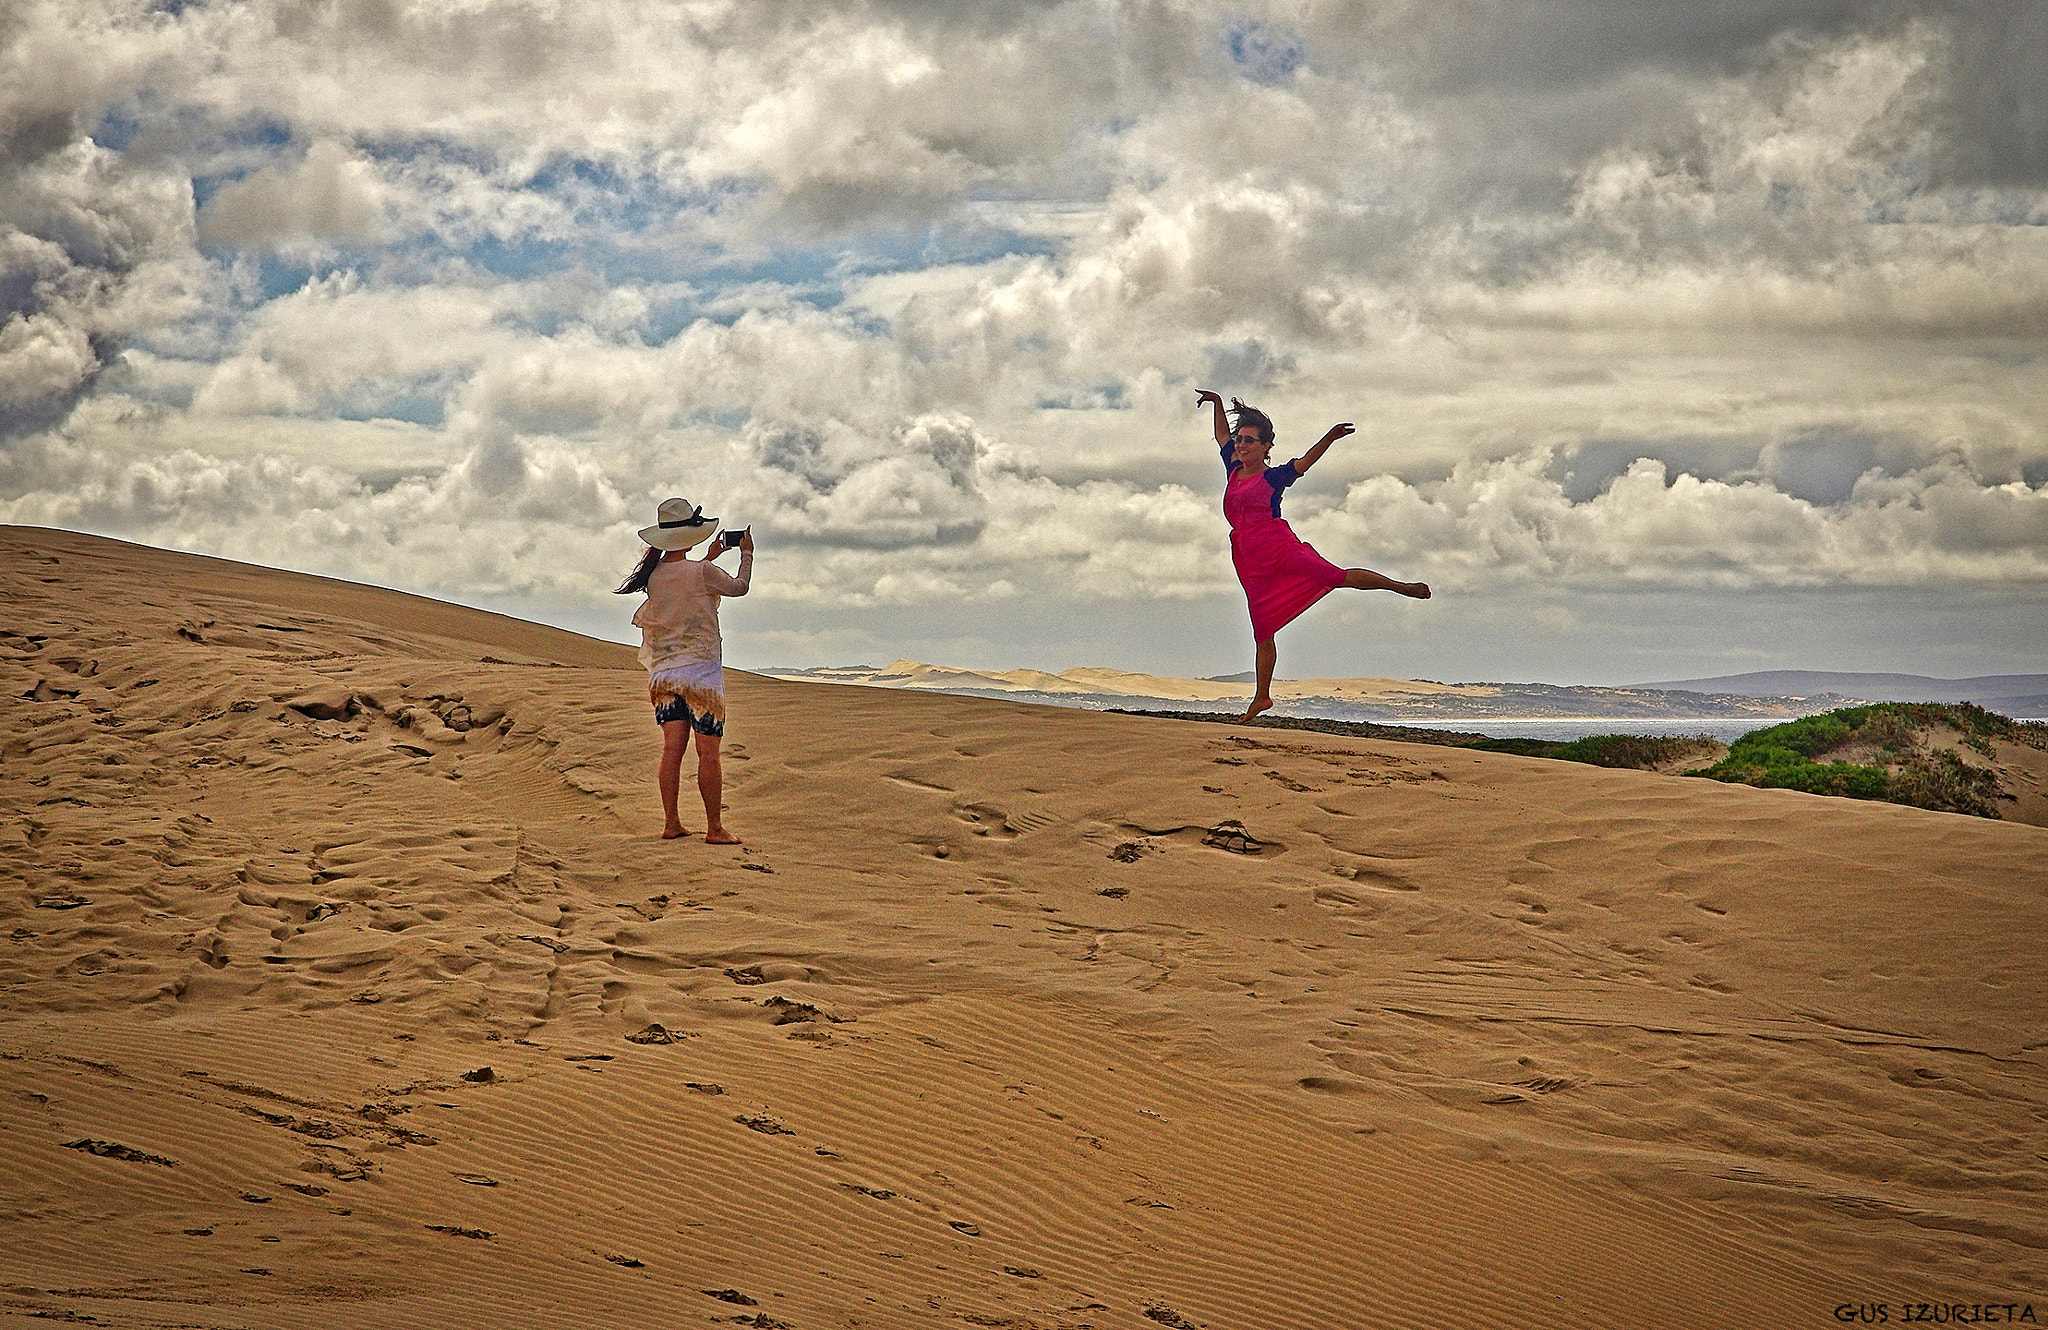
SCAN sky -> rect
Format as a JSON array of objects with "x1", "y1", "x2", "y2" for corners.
[{"x1": 2, "y1": 0, "x2": 2045, "y2": 685}]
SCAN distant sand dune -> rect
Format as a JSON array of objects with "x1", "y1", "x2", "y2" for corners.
[
  {"x1": 3, "y1": 526, "x2": 2044, "y2": 1327},
  {"x1": 767, "y1": 660, "x2": 1850, "y2": 725}
]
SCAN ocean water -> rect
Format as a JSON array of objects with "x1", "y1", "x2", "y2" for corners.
[{"x1": 1334, "y1": 716, "x2": 1776, "y2": 744}]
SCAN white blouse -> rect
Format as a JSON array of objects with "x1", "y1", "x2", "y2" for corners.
[{"x1": 632, "y1": 551, "x2": 752, "y2": 679}]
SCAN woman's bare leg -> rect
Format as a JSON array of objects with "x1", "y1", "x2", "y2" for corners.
[
  {"x1": 1343, "y1": 568, "x2": 1430, "y2": 598},
  {"x1": 658, "y1": 719, "x2": 691, "y2": 838},
  {"x1": 1237, "y1": 637, "x2": 1278, "y2": 724},
  {"x1": 695, "y1": 732, "x2": 740, "y2": 844}
]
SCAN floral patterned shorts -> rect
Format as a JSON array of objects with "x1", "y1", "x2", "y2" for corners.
[{"x1": 653, "y1": 694, "x2": 724, "y2": 737}]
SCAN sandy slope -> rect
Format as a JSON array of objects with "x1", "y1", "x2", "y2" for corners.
[{"x1": 2, "y1": 526, "x2": 2044, "y2": 1330}]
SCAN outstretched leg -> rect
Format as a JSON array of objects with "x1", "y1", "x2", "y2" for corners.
[
  {"x1": 1236, "y1": 637, "x2": 1278, "y2": 724},
  {"x1": 695, "y1": 732, "x2": 741, "y2": 844},
  {"x1": 1343, "y1": 568, "x2": 1430, "y2": 599},
  {"x1": 658, "y1": 719, "x2": 692, "y2": 838}
]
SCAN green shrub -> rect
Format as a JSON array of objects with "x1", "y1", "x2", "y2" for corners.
[
  {"x1": 1461, "y1": 733, "x2": 1719, "y2": 769},
  {"x1": 1887, "y1": 748, "x2": 2005, "y2": 818},
  {"x1": 1548, "y1": 733, "x2": 1720, "y2": 769},
  {"x1": 1693, "y1": 702, "x2": 2044, "y2": 817},
  {"x1": 1463, "y1": 737, "x2": 1563, "y2": 758}
]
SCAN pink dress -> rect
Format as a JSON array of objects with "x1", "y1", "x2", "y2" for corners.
[{"x1": 1222, "y1": 443, "x2": 1346, "y2": 642}]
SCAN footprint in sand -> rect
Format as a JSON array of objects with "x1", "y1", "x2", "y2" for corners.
[
  {"x1": 760, "y1": 996, "x2": 839, "y2": 1026},
  {"x1": 302, "y1": 1159, "x2": 369, "y2": 1183},
  {"x1": 1513, "y1": 1075, "x2": 1576, "y2": 1094},
  {"x1": 735, "y1": 1113, "x2": 795, "y2": 1136},
  {"x1": 62, "y1": 1139, "x2": 176, "y2": 1166},
  {"x1": 625, "y1": 1023, "x2": 691, "y2": 1045}
]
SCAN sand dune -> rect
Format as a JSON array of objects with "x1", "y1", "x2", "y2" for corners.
[
  {"x1": 3, "y1": 526, "x2": 2044, "y2": 1329},
  {"x1": 765, "y1": 661, "x2": 1849, "y2": 727}
]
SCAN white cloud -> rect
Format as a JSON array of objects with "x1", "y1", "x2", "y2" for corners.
[
  {"x1": 0, "y1": 306, "x2": 97, "y2": 407},
  {"x1": 2, "y1": 0, "x2": 2044, "y2": 677},
  {"x1": 0, "y1": 136, "x2": 207, "y2": 432},
  {"x1": 197, "y1": 139, "x2": 387, "y2": 250},
  {"x1": 1311, "y1": 452, "x2": 2048, "y2": 592}
]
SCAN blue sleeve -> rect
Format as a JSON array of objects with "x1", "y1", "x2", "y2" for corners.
[
  {"x1": 1264, "y1": 463, "x2": 1300, "y2": 489},
  {"x1": 1221, "y1": 441, "x2": 1239, "y2": 475}
]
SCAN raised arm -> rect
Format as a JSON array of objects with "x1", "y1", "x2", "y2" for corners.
[
  {"x1": 1292, "y1": 422, "x2": 1355, "y2": 476},
  {"x1": 700, "y1": 530, "x2": 754, "y2": 596},
  {"x1": 1195, "y1": 389, "x2": 1230, "y2": 451}
]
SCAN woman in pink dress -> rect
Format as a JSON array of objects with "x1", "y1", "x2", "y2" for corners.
[{"x1": 1197, "y1": 389, "x2": 1430, "y2": 723}]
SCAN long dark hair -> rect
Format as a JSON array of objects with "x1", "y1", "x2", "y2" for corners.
[
  {"x1": 614, "y1": 546, "x2": 662, "y2": 595},
  {"x1": 1229, "y1": 397, "x2": 1274, "y2": 443}
]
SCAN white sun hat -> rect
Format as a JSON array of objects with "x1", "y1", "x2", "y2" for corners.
[{"x1": 638, "y1": 497, "x2": 719, "y2": 551}]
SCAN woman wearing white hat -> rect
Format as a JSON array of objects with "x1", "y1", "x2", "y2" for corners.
[{"x1": 616, "y1": 497, "x2": 753, "y2": 842}]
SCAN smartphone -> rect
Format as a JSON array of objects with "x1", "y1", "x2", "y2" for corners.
[{"x1": 720, "y1": 527, "x2": 749, "y2": 549}]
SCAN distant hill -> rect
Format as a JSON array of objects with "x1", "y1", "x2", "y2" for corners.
[
  {"x1": 762, "y1": 661, "x2": 1852, "y2": 725},
  {"x1": 1629, "y1": 671, "x2": 2048, "y2": 715}
]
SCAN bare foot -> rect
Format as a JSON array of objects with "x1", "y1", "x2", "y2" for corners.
[
  {"x1": 704, "y1": 828, "x2": 742, "y2": 845},
  {"x1": 1235, "y1": 695, "x2": 1273, "y2": 724},
  {"x1": 1403, "y1": 581, "x2": 1431, "y2": 599},
  {"x1": 661, "y1": 825, "x2": 689, "y2": 839}
]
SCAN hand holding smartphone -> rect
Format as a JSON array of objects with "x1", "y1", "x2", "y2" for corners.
[{"x1": 719, "y1": 527, "x2": 750, "y2": 550}]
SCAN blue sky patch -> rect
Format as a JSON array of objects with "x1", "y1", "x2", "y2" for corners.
[{"x1": 1225, "y1": 20, "x2": 1305, "y2": 85}]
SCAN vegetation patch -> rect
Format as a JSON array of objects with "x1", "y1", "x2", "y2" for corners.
[
  {"x1": 1464, "y1": 733, "x2": 1723, "y2": 770},
  {"x1": 1693, "y1": 703, "x2": 2047, "y2": 819}
]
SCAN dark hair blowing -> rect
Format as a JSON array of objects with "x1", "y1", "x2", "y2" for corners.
[
  {"x1": 1229, "y1": 397, "x2": 1274, "y2": 444},
  {"x1": 614, "y1": 546, "x2": 662, "y2": 595}
]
